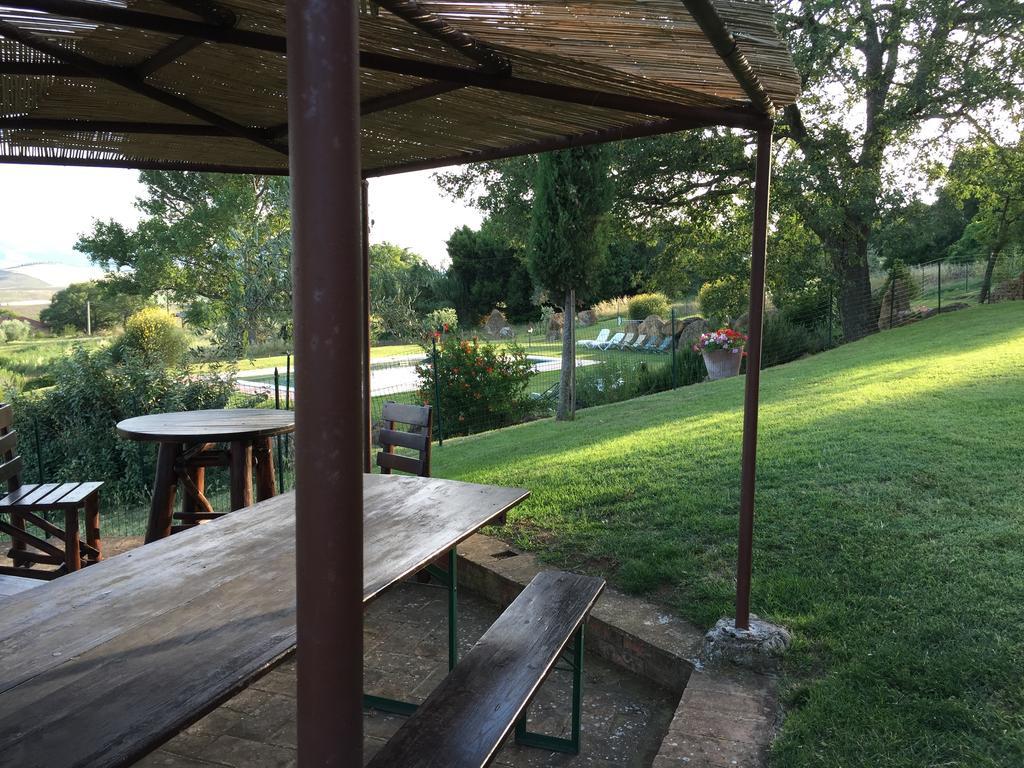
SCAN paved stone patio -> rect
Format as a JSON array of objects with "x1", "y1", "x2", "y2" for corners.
[{"x1": 134, "y1": 581, "x2": 677, "y2": 768}]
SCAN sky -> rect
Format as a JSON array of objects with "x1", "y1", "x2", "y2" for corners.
[{"x1": 0, "y1": 165, "x2": 481, "y2": 288}]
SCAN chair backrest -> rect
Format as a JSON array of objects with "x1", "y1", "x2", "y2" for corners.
[
  {"x1": 605, "y1": 333, "x2": 624, "y2": 346},
  {"x1": 631, "y1": 334, "x2": 647, "y2": 348},
  {"x1": 619, "y1": 333, "x2": 635, "y2": 347},
  {"x1": 0, "y1": 404, "x2": 22, "y2": 492},
  {"x1": 376, "y1": 401, "x2": 433, "y2": 477},
  {"x1": 592, "y1": 329, "x2": 610, "y2": 343},
  {"x1": 658, "y1": 336, "x2": 673, "y2": 351}
]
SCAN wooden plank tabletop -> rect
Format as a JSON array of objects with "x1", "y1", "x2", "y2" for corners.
[
  {"x1": 0, "y1": 574, "x2": 40, "y2": 598},
  {"x1": 116, "y1": 409, "x2": 296, "y2": 443},
  {"x1": 0, "y1": 474, "x2": 528, "y2": 768}
]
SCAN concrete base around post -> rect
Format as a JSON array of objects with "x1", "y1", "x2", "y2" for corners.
[{"x1": 702, "y1": 615, "x2": 791, "y2": 672}]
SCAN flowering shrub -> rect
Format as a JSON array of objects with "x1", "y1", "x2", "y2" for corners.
[
  {"x1": 416, "y1": 337, "x2": 535, "y2": 436},
  {"x1": 424, "y1": 307, "x2": 458, "y2": 334},
  {"x1": 693, "y1": 328, "x2": 747, "y2": 355}
]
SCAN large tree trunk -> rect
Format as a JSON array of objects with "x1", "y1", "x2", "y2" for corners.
[
  {"x1": 828, "y1": 236, "x2": 875, "y2": 342},
  {"x1": 979, "y1": 248, "x2": 1001, "y2": 304},
  {"x1": 556, "y1": 287, "x2": 576, "y2": 421}
]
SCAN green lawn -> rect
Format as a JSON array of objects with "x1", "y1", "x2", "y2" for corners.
[{"x1": 432, "y1": 302, "x2": 1024, "y2": 767}]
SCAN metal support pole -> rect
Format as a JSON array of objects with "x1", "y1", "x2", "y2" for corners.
[
  {"x1": 286, "y1": 1, "x2": 364, "y2": 764},
  {"x1": 735, "y1": 125, "x2": 773, "y2": 631},
  {"x1": 362, "y1": 179, "x2": 373, "y2": 473},
  {"x1": 671, "y1": 307, "x2": 677, "y2": 388},
  {"x1": 937, "y1": 260, "x2": 942, "y2": 313},
  {"x1": 432, "y1": 332, "x2": 444, "y2": 446}
]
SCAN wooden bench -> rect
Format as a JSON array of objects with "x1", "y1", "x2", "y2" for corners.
[{"x1": 367, "y1": 570, "x2": 605, "y2": 768}]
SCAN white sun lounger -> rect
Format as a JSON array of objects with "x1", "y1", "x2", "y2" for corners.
[
  {"x1": 596, "y1": 332, "x2": 625, "y2": 350},
  {"x1": 578, "y1": 328, "x2": 610, "y2": 348}
]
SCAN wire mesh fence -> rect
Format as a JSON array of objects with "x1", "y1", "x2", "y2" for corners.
[{"x1": 6, "y1": 253, "x2": 1020, "y2": 547}]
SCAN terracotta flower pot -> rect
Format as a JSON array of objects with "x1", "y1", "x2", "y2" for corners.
[{"x1": 702, "y1": 348, "x2": 743, "y2": 380}]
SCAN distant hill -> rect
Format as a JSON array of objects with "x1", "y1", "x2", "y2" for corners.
[{"x1": 0, "y1": 269, "x2": 54, "y2": 293}]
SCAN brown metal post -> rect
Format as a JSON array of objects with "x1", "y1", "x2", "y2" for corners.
[
  {"x1": 362, "y1": 179, "x2": 372, "y2": 473},
  {"x1": 286, "y1": 1, "x2": 364, "y2": 765},
  {"x1": 735, "y1": 125, "x2": 773, "y2": 631}
]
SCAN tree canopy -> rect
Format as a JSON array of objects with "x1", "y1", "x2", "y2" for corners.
[{"x1": 76, "y1": 172, "x2": 292, "y2": 353}]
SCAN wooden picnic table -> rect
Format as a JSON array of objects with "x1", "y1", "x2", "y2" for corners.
[
  {"x1": 0, "y1": 474, "x2": 528, "y2": 768},
  {"x1": 116, "y1": 409, "x2": 296, "y2": 542}
]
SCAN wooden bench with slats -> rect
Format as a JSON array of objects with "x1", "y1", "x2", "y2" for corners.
[
  {"x1": 0, "y1": 403, "x2": 103, "y2": 580},
  {"x1": 366, "y1": 570, "x2": 606, "y2": 768}
]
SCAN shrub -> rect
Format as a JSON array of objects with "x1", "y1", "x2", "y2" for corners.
[
  {"x1": 115, "y1": 307, "x2": 190, "y2": 367},
  {"x1": 0, "y1": 367, "x2": 26, "y2": 401},
  {"x1": 759, "y1": 313, "x2": 821, "y2": 368},
  {"x1": 698, "y1": 276, "x2": 748, "y2": 324},
  {"x1": 417, "y1": 337, "x2": 535, "y2": 436},
  {"x1": 13, "y1": 345, "x2": 237, "y2": 513},
  {"x1": 779, "y1": 284, "x2": 834, "y2": 331},
  {"x1": 424, "y1": 307, "x2": 458, "y2": 334},
  {"x1": 628, "y1": 292, "x2": 670, "y2": 320},
  {"x1": 0, "y1": 319, "x2": 31, "y2": 342}
]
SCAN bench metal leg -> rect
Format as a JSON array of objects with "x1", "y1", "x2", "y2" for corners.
[
  {"x1": 514, "y1": 625, "x2": 584, "y2": 754},
  {"x1": 364, "y1": 547, "x2": 458, "y2": 715}
]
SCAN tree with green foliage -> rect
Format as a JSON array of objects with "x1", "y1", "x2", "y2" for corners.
[
  {"x1": 528, "y1": 146, "x2": 613, "y2": 421},
  {"x1": 943, "y1": 139, "x2": 1024, "y2": 302},
  {"x1": 774, "y1": 0, "x2": 1024, "y2": 339},
  {"x1": 368, "y1": 242, "x2": 444, "y2": 338},
  {"x1": 445, "y1": 223, "x2": 536, "y2": 325},
  {"x1": 40, "y1": 280, "x2": 148, "y2": 334},
  {"x1": 76, "y1": 172, "x2": 292, "y2": 353}
]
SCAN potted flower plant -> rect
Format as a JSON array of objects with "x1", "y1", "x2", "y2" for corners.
[{"x1": 693, "y1": 328, "x2": 747, "y2": 380}]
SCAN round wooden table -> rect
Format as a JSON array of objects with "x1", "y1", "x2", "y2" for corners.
[{"x1": 117, "y1": 409, "x2": 296, "y2": 542}]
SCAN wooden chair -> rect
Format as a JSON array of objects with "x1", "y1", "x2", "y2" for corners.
[
  {"x1": 0, "y1": 404, "x2": 103, "y2": 580},
  {"x1": 376, "y1": 402, "x2": 432, "y2": 477}
]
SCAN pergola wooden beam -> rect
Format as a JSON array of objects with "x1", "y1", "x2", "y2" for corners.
[
  {"x1": 360, "y1": 81, "x2": 464, "y2": 115},
  {"x1": 0, "y1": 154, "x2": 286, "y2": 174},
  {"x1": 0, "y1": 118, "x2": 232, "y2": 135},
  {"x1": 363, "y1": 116, "x2": 721, "y2": 177},
  {"x1": 373, "y1": 0, "x2": 510, "y2": 75},
  {"x1": 134, "y1": 0, "x2": 237, "y2": 78},
  {"x1": 680, "y1": 0, "x2": 775, "y2": 116},
  {"x1": 360, "y1": 52, "x2": 766, "y2": 128},
  {"x1": 0, "y1": 0, "x2": 285, "y2": 52},
  {"x1": 0, "y1": 19, "x2": 287, "y2": 156}
]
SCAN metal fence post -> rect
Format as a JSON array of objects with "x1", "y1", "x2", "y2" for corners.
[
  {"x1": 827, "y1": 285, "x2": 833, "y2": 349},
  {"x1": 937, "y1": 260, "x2": 942, "y2": 313},
  {"x1": 432, "y1": 333, "x2": 444, "y2": 446},
  {"x1": 670, "y1": 307, "x2": 677, "y2": 389},
  {"x1": 274, "y1": 368, "x2": 285, "y2": 494},
  {"x1": 284, "y1": 353, "x2": 291, "y2": 488},
  {"x1": 888, "y1": 265, "x2": 896, "y2": 329}
]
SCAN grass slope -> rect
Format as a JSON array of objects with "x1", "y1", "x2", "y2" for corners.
[{"x1": 433, "y1": 303, "x2": 1024, "y2": 768}]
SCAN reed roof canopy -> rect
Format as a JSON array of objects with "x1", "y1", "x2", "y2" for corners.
[{"x1": 0, "y1": 0, "x2": 800, "y2": 177}]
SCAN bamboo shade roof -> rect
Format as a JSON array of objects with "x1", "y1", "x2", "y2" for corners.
[{"x1": 0, "y1": 0, "x2": 800, "y2": 175}]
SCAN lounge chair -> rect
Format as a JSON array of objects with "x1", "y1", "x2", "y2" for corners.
[
  {"x1": 596, "y1": 332, "x2": 625, "y2": 350},
  {"x1": 578, "y1": 328, "x2": 610, "y2": 349},
  {"x1": 611, "y1": 332, "x2": 635, "y2": 350},
  {"x1": 625, "y1": 334, "x2": 647, "y2": 351},
  {"x1": 654, "y1": 336, "x2": 673, "y2": 353},
  {"x1": 640, "y1": 336, "x2": 661, "y2": 352}
]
